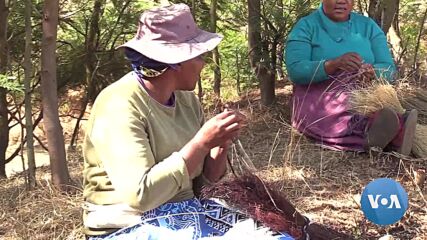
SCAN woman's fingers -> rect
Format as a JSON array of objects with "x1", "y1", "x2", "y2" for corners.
[
  {"x1": 197, "y1": 109, "x2": 247, "y2": 150},
  {"x1": 215, "y1": 110, "x2": 236, "y2": 120},
  {"x1": 363, "y1": 68, "x2": 375, "y2": 79},
  {"x1": 350, "y1": 56, "x2": 362, "y2": 67},
  {"x1": 346, "y1": 55, "x2": 362, "y2": 68},
  {"x1": 224, "y1": 122, "x2": 243, "y2": 132},
  {"x1": 337, "y1": 52, "x2": 363, "y2": 72},
  {"x1": 344, "y1": 60, "x2": 360, "y2": 71},
  {"x1": 348, "y1": 52, "x2": 362, "y2": 62},
  {"x1": 221, "y1": 129, "x2": 241, "y2": 143},
  {"x1": 219, "y1": 111, "x2": 246, "y2": 127}
]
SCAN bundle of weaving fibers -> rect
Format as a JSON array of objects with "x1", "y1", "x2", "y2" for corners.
[
  {"x1": 398, "y1": 87, "x2": 427, "y2": 157},
  {"x1": 348, "y1": 83, "x2": 404, "y2": 115},
  {"x1": 201, "y1": 173, "x2": 354, "y2": 240},
  {"x1": 398, "y1": 87, "x2": 427, "y2": 124},
  {"x1": 213, "y1": 107, "x2": 354, "y2": 239},
  {"x1": 348, "y1": 81, "x2": 427, "y2": 158}
]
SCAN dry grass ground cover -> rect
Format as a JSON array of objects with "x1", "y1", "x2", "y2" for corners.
[
  {"x1": 0, "y1": 84, "x2": 426, "y2": 239},
  {"x1": 0, "y1": 150, "x2": 84, "y2": 240},
  {"x1": 236, "y1": 87, "x2": 427, "y2": 239}
]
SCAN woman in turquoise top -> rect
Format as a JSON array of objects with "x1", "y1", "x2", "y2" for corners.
[{"x1": 285, "y1": 0, "x2": 417, "y2": 154}]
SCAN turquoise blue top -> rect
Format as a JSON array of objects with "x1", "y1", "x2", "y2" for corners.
[{"x1": 285, "y1": 7, "x2": 396, "y2": 85}]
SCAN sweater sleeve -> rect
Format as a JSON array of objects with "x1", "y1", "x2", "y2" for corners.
[
  {"x1": 368, "y1": 19, "x2": 396, "y2": 82},
  {"x1": 191, "y1": 99, "x2": 227, "y2": 196},
  {"x1": 88, "y1": 94, "x2": 191, "y2": 212},
  {"x1": 191, "y1": 98, "x2": 216, "y2": 195},
  {"x1": 285, "y1": 19, "x2": 329, "y2": 85}
]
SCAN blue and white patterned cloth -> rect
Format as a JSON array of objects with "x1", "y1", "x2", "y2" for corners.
[{"x1": 88, "y1": 198, "x2": 294, "y2": 240}]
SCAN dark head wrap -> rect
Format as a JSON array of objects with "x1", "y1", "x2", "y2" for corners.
[{"x1": 124, "y1": 48, "x2": 179, "y2": 78}]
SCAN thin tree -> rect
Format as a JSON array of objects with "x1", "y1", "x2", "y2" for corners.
[
  {"x1": 248, "y1": 0, "x2": 275, "y2": 105},
  {"x1": 413, "y1": 5, "x2": 427, "y2": 72},
  {"x1": 276, "y1": 0, "x2": 286, "y2": 81},
  {"x1": 210, "y1": 0, "x2": 221, "y2": 98},
  {"x1": 368, "y1": 0, "x2": 399, "y2": 34},
  {"x1": 70, "y1": 0, "x2": 105, "y2": 148},
  {"x1": 388, "y1": 6, "x2": 405, "y2": 68},
  {"x1": 190, "y1": 0, "x2": 203, "y2": 102},
  {"x1": 41, "y1": 0, "x2": 70, "y2": 187},
  {"x1": 235, "y1": 47, "x2": 241, "y2": 94},
  {"x1": 0, "y1": 0, "x2": 9, "y2": 179},
  {"x1": 24, "y1": 0, "x2": 36, "y2": 188}
]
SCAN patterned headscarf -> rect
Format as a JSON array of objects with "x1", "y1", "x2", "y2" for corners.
[{"x1": 124, "y1": 47, "x2": 178, "y2": 78}]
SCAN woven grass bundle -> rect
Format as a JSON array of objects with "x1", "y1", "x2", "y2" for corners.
[
  {"x1": 201, "y1": 173, "x2": 354, "y2": 240},
  {"x1": 207, "y1": 118, "x2": 354, "y2": 239},
  {"x1": 348, "y1": 81, "x2": 427, "y2": 158},
  {"x1": 201, "y1": 174, "x2": 303, "y2": 238}
]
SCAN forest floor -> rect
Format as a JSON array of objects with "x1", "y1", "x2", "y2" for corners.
[{"x1": 0, "y1": 81, "x2": 426, "y2": 240}]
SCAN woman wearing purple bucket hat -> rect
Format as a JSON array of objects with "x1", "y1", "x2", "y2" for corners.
[{"x1": 82, "y1": 4, "x2": 293, "y2": 240}]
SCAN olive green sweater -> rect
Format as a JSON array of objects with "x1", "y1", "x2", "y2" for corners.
[{"x1": 82, "y1": 72, "x2": 210, "y2": 235}]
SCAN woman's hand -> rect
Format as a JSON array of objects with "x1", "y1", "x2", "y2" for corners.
[
  {"x1": 325, "y1": 52, "x2": 363, "y2": 75},
  {"x1": 180, "y1": 110, "x2": 246, "y2": 177},
  {"x1": 361, "y1": 63, "x2": 375, "y2": 79},
  {"x1": 199, "y1": 110, "x2": 246, "y2": 182},
  {"x1": 193, "y1": 110, "x2": 246, "y2": 150},
  {"x1": 203, "y1": 144, "x2": 229, "y2": 182}
]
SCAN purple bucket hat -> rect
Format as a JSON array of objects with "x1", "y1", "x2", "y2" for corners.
[{"x1": 118, "y1": 3, "x2": 223, "y2": 64}]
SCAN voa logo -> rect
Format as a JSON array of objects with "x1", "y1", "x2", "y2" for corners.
[
  {"x1": 361, "y1": 178, "x2": 408, "y2": 225},
  {"x1": 367, "y1": 194, "x2": 401, "y2": 209}
]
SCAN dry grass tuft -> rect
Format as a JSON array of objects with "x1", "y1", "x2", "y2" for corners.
[
  {"x1": 348, "y1": 82, "x2": 405, "y2": 115},
  {"x1": 0, "y1": 150, "x2": 84, "y2": 240},
  {"x1": 348, "y1": 79, "x2": 427, "y2": 158},
  {"x1": 398, "y1": 87, "x2": 427, "y2": 124},
  {"x1": 413, "y1": 124, "x2": 427, "y2": 158}
]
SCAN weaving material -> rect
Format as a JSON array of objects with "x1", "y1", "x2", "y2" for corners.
[{"x1": 348, "y1": 81, "x2": 427, "y2": 158}]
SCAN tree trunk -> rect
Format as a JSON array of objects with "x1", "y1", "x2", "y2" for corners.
[
  {"x1": 388, "y1": 24, "x2": 404, "y2": 72},
  {"x1": 85, "y1": 0, "x2": 105, "y2": 101},
  {"x1": 191, "y1": 0, "x2": 195, "y2": 12},
  {"x1": 24, "y1": 0, "x2": 36, "y2": 188},
  {"x1": 277, "y1": 48, "x2": 285, "y2": 81},
  {"x1": 41, "y1": 0, "x2": 70, "y2": 187},
  {"x1": 413, "y1": 5, "x2": 427, "y2": 72},
  {"x1": 71, "y1": 0, "x2": 105, "y2": 148},
  {"x1": 210, "y1": 0, "x2": 221, "y2": 97},
  {"x1": 248, "y1": 0, "x2": 261, "y2": 69},
  {"x1": 248, "y1": 0, "x2": 275, "y2": 105},
  {"x1": 276, "y1": 1, "x2": 286, "y2": 82},
  {"x1": 235, "y1": 48, "x2": 241, "y2": 94},
  {"x1": 191, "y1": 0, "x2": 203, "y2": 102},
  {"x1": 368, "y1": 0, "x2": 399, "y2": 34},
  {"x1": 258, "y1": 67, "x2": 275, "y2": 105},
  {"x1": 191, "y1": 0, "x2": 202, "y2": 101},
  {"x1": 0, "y1": 0, "x2": 9, "y2": 179},
  {"x1": 70, "y1": 100, "x2": 87, "y2": 148},
  {"x1": 392, "y1": 0, "x2": 401, "y2": 36},
  {"x1": 368, "y1": 0, "x2": 380, "y2": 22},
  {"x1": 0, "y1": 88, "x2": 7, "y2": 179}
]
